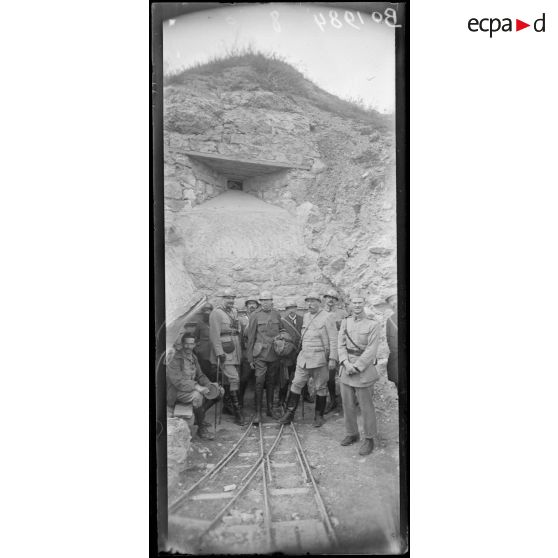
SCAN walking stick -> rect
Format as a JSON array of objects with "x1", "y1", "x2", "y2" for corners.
[{"x1": 215, "y1": 361, "x2": 221, "y2": 430}]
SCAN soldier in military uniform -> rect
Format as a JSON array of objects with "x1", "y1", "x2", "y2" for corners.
[
  {"x1": 279, "y1": 292, "x2": 338, "y2": 427},
  {"x1": 209, "y1": 288, "x2": 245, "y2": 426},
  {"x1": 245, "y1": 291, "x2": 283, "y2": 424},
  {"x1": 277, "y1": 300, "x2": 303, "y2": 409},
  {"x1": 338, "y1": 292, "x2": 380, "y2": 456},
  {"x1": 238, "y1": 297, "x2": 260, "y2": 410},
  {"x1": 167, "y1": 335, "x2": 223, "y2": 440},
  {"x1": 322, "y1": 289, "x2": 348, "y2": 414}
]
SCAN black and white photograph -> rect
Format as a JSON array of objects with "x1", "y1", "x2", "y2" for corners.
[{"x1": 153, "y1": 2, "x2": 407, "y2": 554}]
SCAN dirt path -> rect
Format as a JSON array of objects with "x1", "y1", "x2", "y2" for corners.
[{"x1": 169, "y1": 378, "x2": 402, "y2": 555}]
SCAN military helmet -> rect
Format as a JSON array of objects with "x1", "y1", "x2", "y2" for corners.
[
  {"x1": 245, "y1": 298, "x2": 259, "y2": 306},
  {"x1": 259, "y1": 290, "x2": 273, "y2": 301},
  {"x1": 305, "y1": 291, "x2": 321, "y2": 302},
  {"x1": 218, "y1": 287, "x2": 236, "y2": 298},
  {"x1": 322, "y1": 288, "x2": 339, "y2": 301},
  {"x1": 285, "y1": 299, "x2": 298, "y2": 309},
  {"x1": 350, "y1": 291, "x2": 366, "y2": 303}
]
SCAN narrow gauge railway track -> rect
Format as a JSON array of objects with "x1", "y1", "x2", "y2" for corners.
[{"x1": 169, "y1": 420, "x2": 339, "y2": 554}]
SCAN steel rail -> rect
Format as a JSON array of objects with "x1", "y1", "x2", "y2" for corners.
[
  {"x1": 168, "y1": 418, "x2": 255, "y2": 512},
  {"x1": 197, "y1": 424, "x2": 285, "y2": 543},
  {"x1": 259, "y1": 423, "x2": 274, "y2": 552},
  {"x1": 290, "y1": 423, "x2": 339, "y2": 547}
]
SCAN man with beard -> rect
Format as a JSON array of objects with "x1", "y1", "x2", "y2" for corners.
[
  {"x1": 279, "y1": 292, "x2": 338, "y2": 427},
  {"x1": 238, "y1": 297, "x2": 260, "y2": 410},
  {"x1": 322, "y1": 289, "x2": 348, "y2": 414},
  {"x1": 167, "y1": 335, "x2": 222, "y2": 440},
  {"x1": 209, "y1": 288, "x2": 245, "y2": 426},
  {"x1": 338, "y1": 292, "x2": 380, "y2": 456},
  {"x1": 246, "y1": 291, "x2": 283, "y2": 424}
]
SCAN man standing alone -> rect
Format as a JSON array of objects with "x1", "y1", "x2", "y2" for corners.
[
  {"x1": 279, "y1": 292, "x2": 338, "y2": 427},
  {"x1": 338, "y1": 292, "x2": 380, "y2": 456}
]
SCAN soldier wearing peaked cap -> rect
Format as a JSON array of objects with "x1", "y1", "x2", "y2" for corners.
[
  {"x1": 245, "y1": 291, "x2": 283, "y2": 424},
  {"x1": 322, "y1": 288, "x2": 348, "y2": 414},
  {"x1": 279, "y1": 291, "x2": 338, "y2": 428},
  {"x1": 337, "y1": 292, "x2": 380, "y2": 456},
  {"x1": 277, "y1": 300, "x2": 303, "y2": 409},
  {"x1": 209, "y1": 288, "x2": 245, "y2": 426}
]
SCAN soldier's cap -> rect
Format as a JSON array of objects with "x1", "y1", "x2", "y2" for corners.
[
  {"x1": 322, "y1": 288, "x2": 339, "y2": 301},
  {"x1": 259, "y1": 290, "x2": 273, "y2": 301},
  {"x1": 245, "y1": 298, "x2": 260, "y2": 306},
  {"x1": 285, "y1": 300, "x2": 298, "y2": 309},
  {"x1": 180, "y1": 335, "x2": 196, "y2": 344},
  {"x1": 305, "y1": 291, "x2": 321, "y2": 302},
  {"x1": 350, "y1": 292, "x2": 366, "y2": 302}
]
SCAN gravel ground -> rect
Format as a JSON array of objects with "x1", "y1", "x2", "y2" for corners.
[{"x1": 168, "y1": 377, "x2": 403, "y2": 555}]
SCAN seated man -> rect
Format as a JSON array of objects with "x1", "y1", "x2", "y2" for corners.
[{"x1": 167, "y1": 334, "x2": 222, "y2": 440}]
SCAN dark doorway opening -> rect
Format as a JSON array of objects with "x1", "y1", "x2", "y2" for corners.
[{"x1": 227, "y1": 179, "x2": 243, "y2": 191}]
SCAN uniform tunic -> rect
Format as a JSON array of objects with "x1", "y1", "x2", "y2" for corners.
[
  {"x1": 209, "y1": 306, "x2": 242, "y2": 390},
  {"x1": 246, "y1": 308, "x2": 283, "y2": 387},
  {"x1": 291, "y1": 309, "x2": 338, "y2": 397},
  {"x1": 167, "y1": 350, "x2": 211, "y2": 408},
  {"x1": 338, "y1": 314, "x2": 380, "y2": 439}
]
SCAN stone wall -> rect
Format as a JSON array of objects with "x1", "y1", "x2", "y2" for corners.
[{"x1": 163, "y1": 63, "x2": 397, "y2": 321}]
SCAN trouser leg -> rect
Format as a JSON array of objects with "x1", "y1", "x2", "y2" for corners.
[
  {"x1": 340, "y1": 382, "x2": 359, "y2": 437},
  {"x1": 354, "y1": 384, "x2": 377, "y2": 439},
  {"x1": 253, "y1": 360, "x2": 267, "y2": 424},
  {"x1": 325, "y1": 365, "x2": 338, "y2": 414}
]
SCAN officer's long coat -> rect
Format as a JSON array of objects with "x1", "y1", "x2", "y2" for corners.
[
  {"x1": 245, "y1": 308, "x2": 283, "y2": 362},
  {"x1": 297, "y1": 309, "x2": 338, "y2": 369},
  {"x1": 209, "y1": 306, "x2": 242, "y2": 365},
  {"x1": 338, "y1": 315, "x2": 380, "y2": 388}
]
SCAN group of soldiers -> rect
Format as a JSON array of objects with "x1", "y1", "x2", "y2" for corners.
[{"x1": 166, "y1": 287, "x2": 398, "y2": 457}]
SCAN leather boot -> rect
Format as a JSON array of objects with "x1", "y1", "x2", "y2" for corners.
[
  {"x1": 278, "y1": 392, "x2": 300, "y2": 425},
  {"x1": 324, "y1": 380, "x2": 338, "y2": 414},
  {"x1": 302, "y1": 384, "x2": 314, "y2": 403},
  {"x1": 313, "y1": 395, "x2": 327, "y2": 427},
  {"x1": 222, "y1": 385, "x2": 234, "y2": 415},
  {"x1": 194, "y1": 407, "x2": 215, "y2": 440},
  {"x1": 266, "y1": 382, "x2": 281, "y2": 419},
  {"x1": 253, "y1": 384, "x2": 264, "y2": 425},
  {"x1": 230, "y1": 390, "x2": 245, "y2": 426},
  {"x1": 359, "y1": 438, "x2": 374, "y2": 456},
  {"x1": 278, "y1": 384, "x2": 289, "y2": 411}
]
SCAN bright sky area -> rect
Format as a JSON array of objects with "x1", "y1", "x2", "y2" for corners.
[{"x1": 163, "y1": 3, "x2": 395, "y2": 113}]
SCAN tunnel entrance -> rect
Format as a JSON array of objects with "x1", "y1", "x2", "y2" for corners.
[{"x1": 227, "y1": 179, "x2": 243, "y2": 191}]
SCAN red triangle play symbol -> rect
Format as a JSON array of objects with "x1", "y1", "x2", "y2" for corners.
[{"x1": 516, "y1": 19, "x2": 530, "y2": 31}]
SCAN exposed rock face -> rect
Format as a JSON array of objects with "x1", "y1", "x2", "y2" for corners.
[{"x1": 163, "y1": 60, "x2": 396, "y2": 319}]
